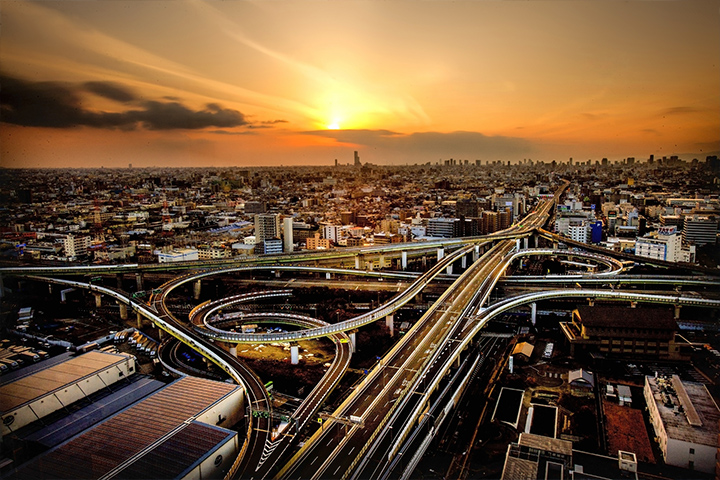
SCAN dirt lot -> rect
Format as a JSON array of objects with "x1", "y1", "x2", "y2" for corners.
[{"x1": 603, "y1": 399, "x2": 655, "y2": 463}]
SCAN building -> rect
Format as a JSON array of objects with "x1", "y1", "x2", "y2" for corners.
[
  {"x1": 645, "y1": 375, "x2": 720, "y2": 474},
  {"x1": 501, "y1": 433, "x2": 573, "y2": 479},
  {"x1": 682, "y1": 215, "x2": 717, "y2": 246},
  {"x1": 322, "y1": 224, "x2": 341, "y2": 244},
  {"x1": 158, "y1": 248, "x2": 199, "y2": 263},
  {"x1": 635, "y1": 226, "x2": 694, "y2": 263},
  {"x1": 372, "y1": 232, "x2": 400, "y2": 245},
  {"x1": 456, "y1": 198, "x2": 479, "y2": 218},
  {"x1": 305, "y1": 233, "x2": 331, "y2": 250},
  {"x1": 427, "y1": 217, "x2": 460, "y2": 238},
  {"x1": 261, "y1": 237, "x2": 283, "y2": 255},
  {"x1": 1, "y1": 351, "x2": 136, "y2": 435},
  {"x1": 63, "y1": 234, "x2": 91, "y2": 259},
  {"x1": 568, "y1": 224, "x2": 588, "y2": 243},
  {"x1": 197, "y1": 246, "x2": 231, "y2": 260},
  {"x1": 254, "y1": 214, "x2": 281, "y2": 244},
  {"x1": 244, "y1": 201, "x2": 267, "y2": 214},
  {"x1": 283, "y1": 217, "x2": 294, "y2": 253},
  {"x1": 9, "y1": 376, "x2": 243, "y2": 480},
  {"x1": 560, "y1": 306, "x2": 690, "y2": 360}
]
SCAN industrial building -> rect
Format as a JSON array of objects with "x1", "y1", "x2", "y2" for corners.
[
  {"x1": 644, "y1": 375, "x2": 720, "y2": 474},
  {"x1": 8, "y1": 375, "x2": 244, "y2": 480},
  {"x1": 0, "y1": 350, "x2": 136, "y2": 435},
  {"x1": 560, "y1": 306, "x2": 691, "y2": 360}
]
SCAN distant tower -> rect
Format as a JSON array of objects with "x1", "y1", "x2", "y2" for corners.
[
  {"x1": 354, "y1": 151, "x2": 361, "y2": 167},
  {"x1": 334, "y1": 159, "x2": 338, "y2": 167}
]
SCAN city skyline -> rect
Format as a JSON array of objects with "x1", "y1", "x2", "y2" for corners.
[{"x1": 1, "y1": 0, "x2": 719, "y2": 168}]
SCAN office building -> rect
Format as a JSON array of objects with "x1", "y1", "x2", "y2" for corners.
[
  {"x1": 456, "y1": 198, "x2": 479, "y2": 218},
  {"x1": 636, "y1": 226, "x2": 682, "y2": 262},
  {"x1": 645, "y1": 375, "x2": 720, "y2": 474},
  {"x1": 158, "y1": 248, "x2": 199, "y2": 263},
  {"x1": 322, "y1": 224, "x2": 341, "y2": 244},
  {"x1": 262, "y1": 238, "x2": 283, "y2": 255},
  {"x1": 244, "y1": 201, "x2": 267, "y2": 214},
  {"x1": 682, "y1": 215, "x2": 717, "y2": 246},
  {"x1": 568, "y1": 224, "x2": 588, "y2": 244},
  {"x1": 63, "y1": 235, "x2": 91, "y2": 259},
  {"x1": 306, "y1": 233, "x2": 331, "y2": 250},
  {"x1": 427, "y1": 217, "x2": 460, "y2": 238}
]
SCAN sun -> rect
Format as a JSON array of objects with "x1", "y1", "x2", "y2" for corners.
[{"x1": 327, "y1": 120, "x2": 341, "y2": 130}]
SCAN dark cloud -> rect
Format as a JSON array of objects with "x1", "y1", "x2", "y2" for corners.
[
  {"x1": 83, "y1": 81, "x2": 136, "y2": 103},
  {"x1": 261, "y1": 119, "x2": 288, "y2": 125},
  {"x1": 0, "y1": 74, "x2": 249, "y2": 130},
  {"x1": 303, "y1": 129, "x2": 534, "y2": 160}
]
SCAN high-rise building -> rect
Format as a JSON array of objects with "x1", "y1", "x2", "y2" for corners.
[
  {"x1": 354, "y1": 151, "x2": 361, "y2": 166},
  {"x1": 682, "y1": 215, "x2": 718, "y2": 246},
  {"x1": 283, "y1": 217, "x2": 294, "y2": 253},
  {"x1": 255, "y1": 214, "x2": 281, "y2": 244},
  {"x1": 322, "y1": 224, "x2": 340, "y2": 244},
  {"x1": 63, "y1": 235, "x2": 91, "y2": 259},
  {"x1": 245, "y1": 201, "x2": 267, "y2": 214},
  {"x1": 456, "y1": 199, "x2": 479, "y2": 218},
  {"x1": 635, "y1": 227, "x2": 683, "y2": 262}
]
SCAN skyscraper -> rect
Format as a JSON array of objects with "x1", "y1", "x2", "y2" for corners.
[
  {"x1": 354, "y1": 151, "x2": 361, "y2": 167},
  {"x1": 255, "y1": 214, "x2": 281, "y2": 244},
  {"x1": 283, "y1": 217, "x2": 294, "y2": 253}
]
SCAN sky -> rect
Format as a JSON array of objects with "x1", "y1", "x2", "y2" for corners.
[{"x1": 1, "y1": 0, "x2": 719, "y2": 168}]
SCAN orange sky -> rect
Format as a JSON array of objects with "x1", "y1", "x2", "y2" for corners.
[{"x1": 1, "y1": 0, "x2": 718, "y2": 167}]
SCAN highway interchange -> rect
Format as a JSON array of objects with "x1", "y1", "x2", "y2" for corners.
[{"x1": 3, "y1": 180, "x2": 720, "y2": 479}]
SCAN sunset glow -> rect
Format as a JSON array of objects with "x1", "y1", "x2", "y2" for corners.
[{"x1": 0, "y1": 0, "x2": 718, "y2": 167}]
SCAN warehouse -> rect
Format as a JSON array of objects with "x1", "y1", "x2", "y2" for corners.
[
  {"x1": 0, "y1": 350, "x2": 136, "y2": 435},
  {"x1": 9, "y1": 375, "x2": 244, "y2": 480}
]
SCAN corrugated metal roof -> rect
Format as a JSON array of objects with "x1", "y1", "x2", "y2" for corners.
[
  {"x1": 9, "y1": 376, "x2": 239, "y2": 480},
  {"x1": 0, "y1": 351, "x2": 130, "y2": 413},
  {"x1": 113, "y1": 421, "x2": 235, "y2": 479}
]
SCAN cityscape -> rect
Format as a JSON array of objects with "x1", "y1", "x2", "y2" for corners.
[{"x1": 1, "y1": 1, "x2": 720, "y2": 480}]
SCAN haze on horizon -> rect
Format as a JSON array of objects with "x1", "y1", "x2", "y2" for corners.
[{"x1": 1, "y1": 0, "x2": 718, "y2": 169}]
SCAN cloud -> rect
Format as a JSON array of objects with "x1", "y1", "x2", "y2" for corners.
[
  {"x1": 0, "y1": 74, "x2": 250, "y2": 130},
  {"x1": 661, "y1": 106, "x2": 701, "y2": 115},
  {"x1": 83, "y1": 81, "x2": 137, "y2": 103},
  {"x1": 304, "y1": 129, "x2": 535, "y2": 160}
]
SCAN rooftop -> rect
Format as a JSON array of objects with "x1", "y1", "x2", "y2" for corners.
[
  {"x1": 645, "y1": 375, "x2": 720, "y2": 447},
  {"x1": 574, "y1": 306, "x2": 676, "y2": 330}
]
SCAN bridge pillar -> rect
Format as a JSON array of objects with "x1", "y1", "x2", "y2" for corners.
[
  {"x1": 553, "y1": 241, "x2": 559, "y2": 250},
  {"x1": 422, "y1": 256, "x2": 427, "y2": 269},
  {"x1": 524, "y1": 237, "x2": 529, "y2": 249},
  {"x1": 630, "y1": 301, "x2": 637, "y2": 308},
  {"x1": 401, "y1": 251, "x2": 408, "y2": 270},
  {"x1": 379, "y1": 254, "x2": 385, "y2": 269},
  {"x1": 136, "y1": 311, "x2": 143, "y2": 328},
  {"x1": 158, "y1": 329, "x2": 164, "y2": 340},
  {"x1": 355, "y1": 254, "x2": 361, "y2": 270},
  {"x1": 119, "y1": 302, "x2": 128, "y2": 320},
  {"x1": 135, "y1": 273, "x2": 144, "y2": 291},
  {"x1": 193, "y1": 280, "x2": 202, "y2": 300},
  {"x1": 516, "y1": 239, "x2": 521, "y2": 251},
  {"x1": 60, "y1": 288, "x2": 75, "y2": 303},
  {"x1": 437, "y1": 247, "x2": 445, "y2": 261},
  {"x1": 326, "y1": 272, "x2": 331, "y2": 280},
  {"x1": 473, "y1": 245, "x2": 480, "y2": 262},
  {"x1": 461, "y1": 255, "x2": 467, "y2": 269},
  {"x1": 116, "y1": 274, "x2": 123, "y2": 289},
  {"x1": 386, "y1": 314, "x2": 395, "y2": 337},
  {"x1": 588, "y1": 298, "x2": 594, "y2": 307},
  {"x1": 229, "y1": 344, "x2": 237, "y2": 357},
  {"x1": 531, "y1": 302, "x2": 537, "y2": 326},
  {"x1": 291, "y1": 345, "x2": 300, "y2": 365},
  {"x1": 94, "y1": 293, "x2": 102, "y2": 308},
  {"x1": 446, "y1": 264, "x2": 454, "y2": 275},
  {"x1": 533, "y1": 233, "x2": 539, "y2": 248},
  {"x1": 276, "y1": 270, "x2": 282, "y2": 278},
  {"x1": 349, "y1": 332, "x2": 356, "y2": 353},
  {"x1": 0, "y1": 274, "x2": 4, "y2": 299},
  {"x1": 415, "y1": 292, "x2": 423, "y2": 304},
  {"x1": 674, "y1": 304, "x2": 681, "y2": 319},
  {"x1": 48, "y1": 283, "x2": 53, "y2": 294}
]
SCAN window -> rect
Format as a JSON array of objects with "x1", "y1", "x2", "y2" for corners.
[{"x1": 689, "y1": 448, "x2": 695, "y2": 454}]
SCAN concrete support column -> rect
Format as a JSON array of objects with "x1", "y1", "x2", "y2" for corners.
[
  {"x1": 422, "y1": 256, "x2": 427, "y2": 269},
  {"x1": 158, "y1": 329, "x2": 164, "y2": 340},
  {"x1": 193, "y1": 280, "x2": 202, "y2": 300},
  {"x1": 275, "y1": 270, "x2": 282, "y2": 278},
  {"x1": 379, "y1": 254, "x2": 385, "y2": 269},
  {"x1": 473, "y1": 245, "x2": 480, "y2": 262},
  {"x1": 461, "y1": 255, "x2": 467, "y2": 269},
  {"x1": 349, "y1": 332, "x2": 356, "y2": 353},
  {"x1": 135, "y1": 273, "x2": 143, "y2": 292},
  {"x1": 116, "y1": 274, "x2": 123, "y2": 289},
  {"x1": 229, "y1": 344, "x2": 237, "y2": 357},
  {"x1": 674, "y1": 304, "x2": 681, "y2": 319},
  {"x1": 386, "y1": 314, "x2": 394, "y2": 337},
  {"x1": 119, "y1": 302, "x2": 128, "y2": 320},
  {"x1": 401, "y1": 251, "x2": 408, "y2": 270},
  {"x1": 0, "y1": 274, "x2": 4, "y2": 299},
  {"x1": 446, "y1": 264, "x2": 454, "y2": 275},
  {"x1": 516, "y1": 239, "x2": 521, "y2": 251},
  {"x1": 136, "y1": 311, "x2": 143, "y2": 328},
  {"x1": 437, "y1": 247, "x2": 445, "y2": 261},
  {"x1": 326, "y1": 272, "x2": 331, "y2": 280},
  {"x1": 533, "y1": 233, "x2": 539, "y2": 248},
  {"x1": 48, "y1": 283, "x2": 53, "y2": 294},
  {"x1": 355, "y1": 254, "x2": 361, "y2": 270},
  {"x1": 291, "y1": 345, "x2": 300, "y2": 365},
  {"x1": 60, "y1": 288, "x2": 75, "y2": 303},
  {"x1": 588, "y1": 298, "x2": 594, "y2": 307},
  {"x1": 553, "y1": 241, "x2": 559, "y2": 250},
  {"x1": 524, "y1": 237, "x2": 529, "y2": 249},
  {"x1": 531, "y1": 302, "x2": 537, "y2": 326},
  {"x1": 94, "y1": 293, "x2": 102, "y2": 308},
  {"x1": 630, "y1": 301, "x2": 637, "y2": 308}
]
